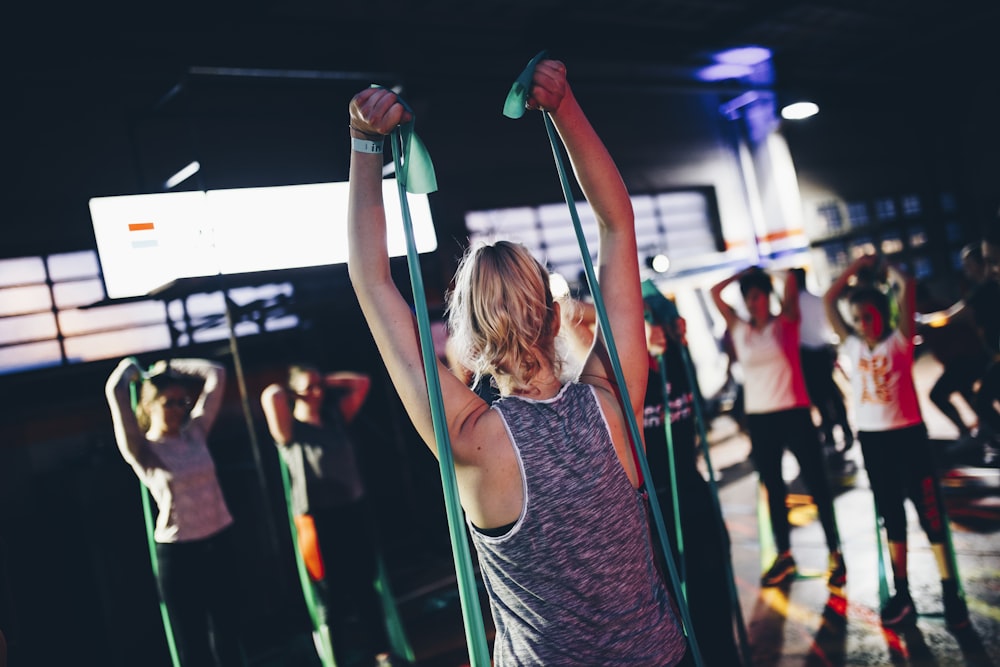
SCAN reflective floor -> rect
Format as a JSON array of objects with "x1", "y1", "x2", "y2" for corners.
[
  {"x1": 269, "y1": 354, "x2": 1000, "y2": 667},
  {"x1": 399, "y1": 354, "x2": 1000, "y2": 667}
]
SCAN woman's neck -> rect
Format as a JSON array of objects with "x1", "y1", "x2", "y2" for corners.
[
  {"x1": 147, "y1": 424, "x2": 180, "y2": 440},
  {"x1": 500, "y1": 371, "x2": 562, "y2": 400},
  {"x1": 293, "y1": 401, "x2": 323, "y2": 426}
]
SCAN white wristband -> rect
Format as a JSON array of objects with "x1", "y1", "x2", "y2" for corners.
[{"x1": 352, "y1": 137, "x2": 383, "y2": 154}]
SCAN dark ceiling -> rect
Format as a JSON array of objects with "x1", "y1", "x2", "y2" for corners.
[{"x1": 4, "y1": 0, "x2": 998, "y2": 257}]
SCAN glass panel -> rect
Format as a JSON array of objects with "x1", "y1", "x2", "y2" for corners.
[
  {"x1": 0, "y1": 257, "x2": 47, "y2": 287},
  {"x1": 901, "y1": 194, "x2": 921, "y2": 217},
  {"x1": 817, "y1": 202, "x2": 844, "y2": 235},
  {"x1": 47, "y1": 250, "x2": 100, "y2": 281},
  {"x1": 874, "y1": 197, "x2": 897, "y2": 222},
  {"x1": 847, "y1": 202, "x2": 869, "y2": 226},
  {"x1": 63, "y1": 324, "x2": 174, "y2": 362},
  {"x1": 57, "y1": 301, "x2": 166, "y2": 336},
  {"x1": 0, "y1": 340, "x2": 63, "y2": 375},
  {"x1": 263, "y1": 314, "x2": 299, "y2": 332},
  {"x1": 0, "y1": 312, "x2": 58, "y2": 345},
  {"x1": 0, "y1": 284, "x2": 52, "y2": 316},
  {"x1": 52, "y1": 279, "x2": 106, "y2": 309}
]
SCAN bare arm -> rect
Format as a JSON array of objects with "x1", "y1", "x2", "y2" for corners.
[
  {"x1": 162, "y1": 359, "x2": 226, "y2": 434},
  {"x1": 887, "y1": 262, "x2": 916, "y2": 340},
  {"x1": 346, "y1": 87, "x2": 487, "y2": 464},
  {"x1": 260, "y1": 383, "x2": 294, "y2": 445},
  {"x1": 535, "y1": 61, "x2": 646, "y2": 416},
  {"x1": 710, "y1": 270, "x2": 746, "y2": 330},
  {"x1": 105, "y1": 357, "x2": 149, "y2": 467},
  {"x1": 779, "y1": 269, "x2": 800, "y2": 323},
  {"x1": 560, "y1": 297, "x2": 597, "y2": 368},
  {"x1": 325, "y1": 371, "x2": 371, "y2": 423},
  {"x1": 823, "y1": 254, "x2": 877, "y2": 342}
]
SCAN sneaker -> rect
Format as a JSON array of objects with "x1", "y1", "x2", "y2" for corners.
[
  {"x1": 881, "y1": 591, "x2": 916, "y2": 628},
  {"x1": 761, "y1": 553, "x2": 797, "y2": 586},
  {"x1": 943, "y1": 588, "x2": 970, "y2": 631},
  {"x1": 827, "y1": 552, "x2": 847, "y2": 589}
]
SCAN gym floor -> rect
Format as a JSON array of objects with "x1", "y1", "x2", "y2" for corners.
[{"x1": 266, "y1": 352, "x2": 1000, "y2": 667}]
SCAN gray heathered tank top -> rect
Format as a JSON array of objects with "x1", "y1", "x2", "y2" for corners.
[{"x1": 470, "y1": 382, "x2": 687, "y2": 666}]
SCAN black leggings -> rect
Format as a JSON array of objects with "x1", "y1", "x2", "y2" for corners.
[
  {"x1": 859, "y1": 424, "x2": 947, "y2": 544},
  {"x1": 746, "y1": 408, "x2": 841, "y2": 553},
  {"x1": 313, "y1": 499, "x2": 388, "y2": 661},
  {"x1": 156, "y1": 527, "x2": 243, "y2": 667}
]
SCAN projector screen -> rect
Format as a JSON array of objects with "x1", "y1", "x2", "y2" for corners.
[{"x1": 90, "y1": 180, "x2": 437, "y2": 299}]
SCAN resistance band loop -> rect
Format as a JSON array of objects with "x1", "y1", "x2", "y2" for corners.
[
  {"x1": 654, "y1": 353, "x2": 688, "y2": 597},
  {"x1": 128, "y1": 359, "x2": 181, "y2": 667},
  {"x1": 677, "y1": 343, "x2": 752, "y2": 666},
  {"x1": 873, "y1": 497, "x2": 891, "y2": 609},
  {"x1": 503, "y1": 50, "x2": 703, "y2": 667},
  {"x1": 386, "y1": 116, "x2": 491, "y2": 667},
  {"x1": 275, "y1": 453, "x2": 336, "y2": 666}
]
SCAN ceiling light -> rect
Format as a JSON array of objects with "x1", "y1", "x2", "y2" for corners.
[
  {"x1": 714, "y1": 46, "x2": 772, "y2": 66},
  {"x1": 164, "y1": 161, "x2": 201, "y2": 190},
  {"x1": 780, "y1": 102, "x2": 819, "y2": 120},
  {"x1": 696, "y1": 63, "x2": 754, "y2": 82}
]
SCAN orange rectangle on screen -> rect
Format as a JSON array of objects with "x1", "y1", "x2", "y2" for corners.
[{"x1": 128, "y1": 222, "x2": 155, "y2": 231}]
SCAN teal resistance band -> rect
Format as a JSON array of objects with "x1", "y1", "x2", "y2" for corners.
[
  {"x1": 504, "y1": 51, "x2": 704, "y2": 667},
  {"x1": 128, "y1": 360, "x2": 181, "y2": 667},
  {"x1": 652, "y1": 352, "x2": 688, "y2": 598},
  {"x1": 374, "y1": 553, "x2": 417, "y2": 664},
  {"x1": 275, "y1": 453, "x2": 336, "y2": 666},
  {"x1": 873, "y1": 497, "x2": 891, "y2": 609},
  {"x1": 384, "y1": 102, "x2": 492, "y2": 667}
]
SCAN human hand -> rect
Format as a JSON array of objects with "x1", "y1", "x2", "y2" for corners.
[
  {"x1": 646, "y1": 322, "x2": 667, "y2": 357},
  {"x1": 147, "y1": 360, "x2": 169, "y2": 377},
  {"x1": 525, "y1": 59, "x2": 569, "y2": 113},
  {"x1": 349, "y1": 87, "x2": 412, "y2": 137}
]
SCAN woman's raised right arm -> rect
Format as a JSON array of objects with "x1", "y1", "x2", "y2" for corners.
[
  {"x1": 346, "y1": 88, "x2": 487, "y2": 463},
  {"x1": 104, "y1": 358, "x2": 147, "y2": 467}
]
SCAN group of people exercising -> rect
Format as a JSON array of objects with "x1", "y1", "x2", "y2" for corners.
[{"x1": 104, "y1": 57, "x2": 998, "y2": 666}]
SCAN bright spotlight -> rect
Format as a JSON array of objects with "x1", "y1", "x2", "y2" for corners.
[
  {"x1": 651, "y1": 254, "x2": 671, "y2": 273},
  {"x1": 780, "y1": 102, "x2": 819, "y2": 120}
]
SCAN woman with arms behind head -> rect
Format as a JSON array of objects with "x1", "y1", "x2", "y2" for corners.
[
  {"x1": 824, "y1": 254, "x2": 969, "y2": 631},
  {"x1": 710, "y1": 266, "x2": 845, "y2": 590},
  {"x1": 347, "y1": 59, "x2": 686, "y2": 665},
  {"x1": 105, "y1": 357, "x2": 243, "y2": 666}
]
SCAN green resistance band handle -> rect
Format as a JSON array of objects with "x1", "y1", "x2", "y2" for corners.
[
  {"x1": 275, "y1": 452, "x2": 336, "y2": 666},
  {"x1": 654, "y1": 353, "x2": 688, "y2": 598},
  {"x1": 386, "y1": 118, "x2": 491, "y2": 667},
  {"x1": 504, "y1": 50, "x2": 703, "y2": 667},
  {"x1": 128, "y1": 358, "x2": 182, "y2": 667},
  {"x1": 677, "y1": 343, "x2": 751, "y2": 667}
]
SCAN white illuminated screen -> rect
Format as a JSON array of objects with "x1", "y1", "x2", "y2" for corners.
[{"x1": 90, "y1": 180, "x2": 437, "y2": 298}]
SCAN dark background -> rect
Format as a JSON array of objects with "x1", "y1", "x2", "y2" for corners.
[{"x1": 2, "y1": 2, "x2": 999, "y2": 664}]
